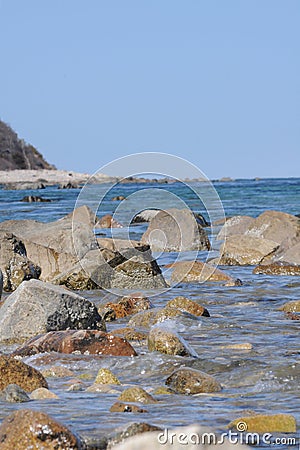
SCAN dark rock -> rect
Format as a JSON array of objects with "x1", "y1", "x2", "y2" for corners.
[
  {"x1": 58, "y1": 182, "x2": 79, "y2": 189},
  {"x1": 21, "y1": 195, "x2": 51, "y2": 202},
  {"x1": 165, "y1": 367, "x2": 222, "y2": 394},
  {"x1": 0, "y1": 120, "x2": 55, "y2": 170},
  {"x1": 0, "y1": 355, "x2": 48, "y2": 392},
  {"x1": 13, "y1": 330, "x2": 137, "y2": 357},
  {"x1": 0, "y1": 409, "x2": 82, "y2": 449},
  {"x1": 112, "y1": 195, "x2": 126, "y2": 201},
  {"x1": 0, "y1": 279, "x2": 105, "y2": 343}
]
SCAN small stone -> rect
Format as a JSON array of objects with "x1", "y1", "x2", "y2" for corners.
[
  {"x1": 102, "y1": 294, "x2": 153, "y2": 320},
  {"x1": 118, "y1": 387, "x2": 157, "y2": 404},
  {"x1": 228, "y1": 414, "x2": 297, "y2": 433},
  {"x1": 166, "y1": 296, "x2": 210, "y2": 317},
  {"x1": 253, "y1": 263, "x2": 300, "y2": 276},
  {"x1": 108, "y1": 422, "x2": 162, "y2": 448},
  {"x1": 3, "y1": 384, "x2": 30, "y2": 403},
  {"x1": 220, "y1": 343, "x2": 253, "y2": 350},
  {"x1": 148, "y1": 325, "x2": 196, "y2": 357},
  {"x1": 153, "y1": 386, "x2": 174, "y2": 395},
  {"x1": 109, "y1": 401, "x2": 148, "y2": 413},
  {"x1": 30, "y1": 387, "x2": 59, "y2": 400},
  {"x1": 165, "y1": 368, "x2": 222, "y2": 395},
  {"x1": 95, "y1": 368, "x2": 121, "y2": 385},
  {"x1": 112, "y1": 196, "x2": 126, "y2": 201}
]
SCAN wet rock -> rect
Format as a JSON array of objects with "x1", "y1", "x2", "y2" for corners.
[
  {"x1": 110, "y1": 401, "x2": 148, "y2": 413},
  {"x1": 165, "y1": 368, "x2": 222, "y2": 394},
  {"x1": 96, "y1": 214, "x2": 123, "y2": 228},
  {"x1": 141, "y1": 208, "x2": 210, "y2": 252},
  {"x1": 118, "y1": 387, "x2": 157, "y2": 404},
  {"x1": 218, "y1": 235, "x2": 279, "y2": 265},
  {"x1": 21, "y1": 195, "x2": 51, "y2": 202},
  {"x1": 0, "y1": 355, "x2": 48, "y2": 392},
  {"x1": 58, "y1": 181, "x2": 79, "y2": 189},
  {"x1": 253, "y1": 262, "x2": 300, "y2": 276},
  {"x1": 131, "y1": 209, "x2": 160, "y2": 223},
  {"x1": 168, "y1": 261, "x2": 239, "y2": 285},
  {"x1": 217, "y1": 215, "x2": 255, "y2": 240},
  {"x1": 0, "y1": 231, "x2": 41, "y2": 291},
  {"x1": 108, "y1": 422, "x2": 162, "y2": 449},
  {"x1": 0, "y1": 279, "x2": 105, "y2": 343},
  {"x1": 166, "y1": 296, "x2": 210, "y2": 317},
  {"x1": 13, "y1": 330, "x2": 137, "y2": 357},
  {"x1": 153, "y1": 386, "x2": 174, "y2": 395},
  {"x1": 5, "y1": 182, "x2": 46, "y2": 190},
  {"x1": 220, "y1": 343, "x2": 253, "y2": 350},
  {"x1": 285, "y1": 311, "x2": 300, "y2": 320},
  {"x1": 3, "y1": 384, "x2": 31, "y2": 402},
  {"x1": 0, "y1": 409, "x2": 83, "y2": 449},
  {"x1": 30, "y1": 387, "x2": 59, "y2": 400},
  {"x1": 279, "y1": 300, "x2": 300, "y2": 313},
  {"x1": 102, "y1": 294, "x2": 153, "y2": 320},
  {"x1": 41, "y1": 366, "x2": 74, "y2": 378},
  {"x1": 95, "y1": 368, "x2": 121, "y2": 385},
  {"x1": 228, "y1": 413, "x2": 297, "y2": 433},
  {"x1": 128, "y1": 306, "x2": 197, "y2": 329},
  {"x1": 111, "y1": 327, "x2": 148, "y2": 341},
  {"x1": 148, "y1": 325, "x2": 196, "y2": 357}
]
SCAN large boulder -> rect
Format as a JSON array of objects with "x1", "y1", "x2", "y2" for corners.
[
  {"x1": 0, "y1": 279, "x2": 105, "y2": 343},
  {"x1": 0, "y1": 409, "x2": 82, "y2": 449},
  {"x1": 0, "y1": 355, "x2": 48, "y2": 392},
  {"x1": 13, "y1": 330, "x2": 137, "y2": 357},
  {"x1": 141, "y1": 209, "x2": 210, "y2": 252},
  {"x1": 218, "y1": 235, "x2": 279, "y2": 265},
  {"x1": 0, "y1": 231, "x2": 41, "y2": 291},
  {"x1": 217, "y1": 215, "x2": 255, "y2": 240}
]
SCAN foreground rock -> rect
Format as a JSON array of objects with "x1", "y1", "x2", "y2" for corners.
[
  {"x1": 228, "y1": 413, "x2": 297, "y2": 433},
  {"x1": 141, "y1": 209, "x2": 210, "y2": 252},
  {"x1": 148, "y1": 325, "x2": 196, "y2": 357},
  {"x1": 108, "y1": 422, "x2": 162, "y2": 449},
  {"x1": 167, "y1": 261, "x2": 240, "y2": 285},
  {"x1": 0, "y1": 355, "x2": 48, "y2": 392},
  {"x1": 0, "y1": 231, "x2": 41, "y2": 291},
  {"x1": 101, "y1": 294, "x2": 153, "y2": 321},
  {"x1": 2, "y1": 384, "x2": 31, "y2": 403},
  {"x1": 165, "y1": 368, "x2": 221, "y2": 394},
  {"x1": 253, "y1": 262, "x2": 300, "y2": 276},
  {"x1": 0, "y1": 409, "x2": 82, "y2": 449},
  {"x1": 13, "y1": 330, "x2": 137, "y2": 357},
  {"x1": 0, "y1": 279, "x2": 105, "y2": 343}
]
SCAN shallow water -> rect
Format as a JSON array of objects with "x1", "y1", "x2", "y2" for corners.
[{"x1": 0, "y1": 178, "x2": 299, "y2": 449}]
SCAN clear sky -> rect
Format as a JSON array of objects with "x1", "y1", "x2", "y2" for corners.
[{"x1": 0, "y1": 1, "x2": 299, "y2": 179}]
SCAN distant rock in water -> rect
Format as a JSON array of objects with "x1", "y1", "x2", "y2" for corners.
[{"x1": 0, "y1": 120, "x2": 55, "y2": 170}]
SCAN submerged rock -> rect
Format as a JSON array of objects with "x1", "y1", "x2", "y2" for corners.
[
  {"x1": 141, "y1": 208, "x2": 210, "y2": 252},
  {"x1": 166, "y1": 296, "x2": 210, "y2": 317},
  {"x1": 228, "y1": 413, "x2": 297, "y2": 433},
  {"x1": 0, "y1": 409, "x2": 83, "y2": 449},
  {"x1": 253, "y1": 262, "x2": 300, "y2": 276},
  {"x1": 13, "y1": 330, "x2": 137, "y2": 357},
  {"x1": 165, "y1": 368, "x2": 222, "y2": 394},
  {"x1": 110, "y1": 401, "x2": 148, "y2": 413},
  {"x1": 0, "y1": 279, "x2": 105, "y2": 343},
  {"x1": 148, "y1": 325, "x2": 196, "y2": 357},
  {"x1": 0, "y1": 355, "x2": 48, "y2": 392},
  {"x1": 21, "y1": 195, "x2": 51, "y2": 202},
  {"x1": 279, "y1": 300, "x2": 300, "y2": 313},
  {"x1": 118, "y1": 387, "x2": 157, "y2": 404}
]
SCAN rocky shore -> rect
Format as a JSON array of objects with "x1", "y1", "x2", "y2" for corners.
[{"x1": 0, "y1": 205, "x2": 299, "y2": 448}]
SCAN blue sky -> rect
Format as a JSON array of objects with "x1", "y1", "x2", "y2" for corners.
[{"x1": 0, "y1": 1, "x2": 299, "y2": 179}]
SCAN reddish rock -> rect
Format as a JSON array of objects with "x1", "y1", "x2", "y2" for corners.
[
  {"x1": 253, "y1": 263, "x2": 300, "y2": 276},
  {"x1": 111, "y1": 327, "x2": 148, "y2": 341},
  {"x1": 103, "y1": 294, "x2": 153, "y2": 320},
  {"x1": 285, "y1": 312, "x2": 300, "y2": 320},
  {"x1": 13, "y1": 330, "x2": 137, "y2": 357},
  {"x1": 96, "y1": 214, "x2": 123, "y2": 228},
  {"x1": 0, "y1": 409, "x2": 82, "y2": 449},
  {"x1": 0, "y1": 355, "x2": 48, "y2": 392}
]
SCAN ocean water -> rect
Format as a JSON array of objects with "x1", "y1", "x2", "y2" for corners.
[{"x1": 0, "y1": 178, "x2": 299, "y2": 449}]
